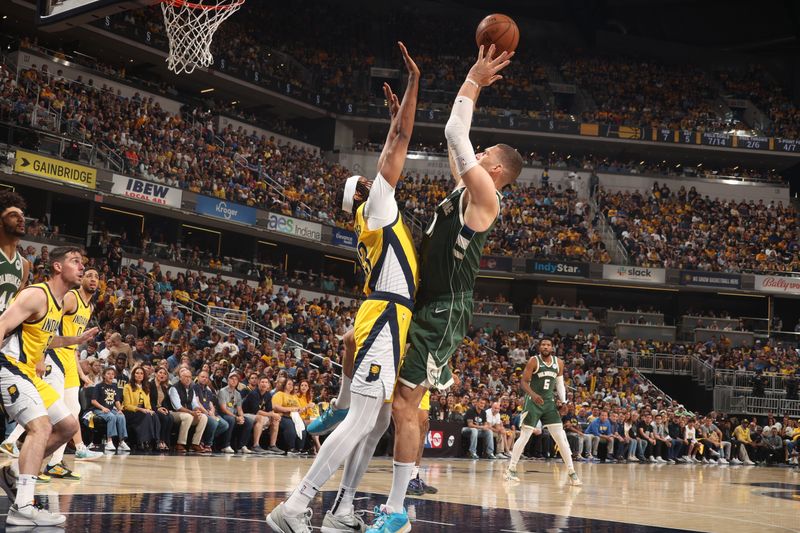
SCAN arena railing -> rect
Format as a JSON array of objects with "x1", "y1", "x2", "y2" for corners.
[
  {"x1": 743, "y1": 396, "x2": 800, "y2": 417},
  {"x1": 714, "y1": 368, "x2": 795, "y2": 393},
  {"x1": 247, "y1": 318, "x2": 342, "y2": 372}
]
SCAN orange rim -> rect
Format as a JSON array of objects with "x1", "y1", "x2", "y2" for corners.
[{"x1": 163, "y1": 0, "x2": 245, "y2": 10}]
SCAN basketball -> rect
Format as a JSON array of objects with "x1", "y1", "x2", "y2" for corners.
[{"x1": 475, "y1": 14, "x2": 519, "y2": 56}]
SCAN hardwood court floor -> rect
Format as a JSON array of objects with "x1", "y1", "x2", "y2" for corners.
[{"x1": 2, "y1": 454, "x2": 799, "y2": 532}]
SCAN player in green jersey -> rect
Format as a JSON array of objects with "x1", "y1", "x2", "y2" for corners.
[
  {"x1": 367, "y1": 44, "x2": 523, "y2": 531},
  {"x1": 0, "y1": 191, "x2": 29, "y2": 314},
  {"x1": 504, "y1": 338, "x2": 581, "y2": 486},
  {"x1": 0, "y1": 190, "x2": 30, "y2": 459}
]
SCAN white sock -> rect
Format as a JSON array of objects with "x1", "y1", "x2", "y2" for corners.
[
  {"x1": 331, "y1": 485, "x2": 357, "y2": 517},
  {"x1": 49, "y1": 442, "x2": 68, "y2": 467},
  {"x1": 509, "y1": 426, "x2": 534, "y2": 470},
  {"x1": 5, "y1": 424, "x2": 25, "y2": 446},
  {"x1": 336, "y1": 375, "x2": 352, "y2": 410},
  {"x1": 15, "y1": 474, "x2": 36, "y2": 507},
  {"x1": 386, "y1": 461, "x2": 414, "y2": 513},
  {"x1": 546, "y1": 423, "x2": 575, "y2": 471},
  {"x1": 284, "y1": 479, "x2": 319, "y2": 516},
  {"x1": 411, "y1": 465, "x2": 420, "y2": 479}
]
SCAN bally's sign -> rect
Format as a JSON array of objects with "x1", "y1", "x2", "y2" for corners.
[
  {"x1": 602, "y1": 264, "x2": 666, "y2": 284},
  {"x1": 112, "y1": 175, "x2": 182, "y2": 207},
  {"x1": 754, "y1": 275, "x2": 800, "y2": 296}
]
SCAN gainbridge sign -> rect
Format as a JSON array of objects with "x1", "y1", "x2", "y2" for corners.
[{"x1": 14, "y1": 150, "x2": 96, "y2": 189}]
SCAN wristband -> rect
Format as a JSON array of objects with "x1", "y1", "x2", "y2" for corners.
[{"x1": 465, "y1": 78, "x2": 480, "y2": 89}]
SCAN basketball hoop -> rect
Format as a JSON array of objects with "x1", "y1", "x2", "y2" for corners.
[{"x1": 161, "y1": 0, "x2": 245, "y2": 75}]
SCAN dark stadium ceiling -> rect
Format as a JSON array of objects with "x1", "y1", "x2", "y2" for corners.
[{"x1": 454, "y1": 0, "x2": 800, "y2": 52}]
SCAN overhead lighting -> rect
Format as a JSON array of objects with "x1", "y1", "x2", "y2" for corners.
[
  {"x1": 200, "y1": 88, "x2": 215, "y2": 94},
  {"x1": 230, "y1": 100, "x2": 239, "y2": 105}
]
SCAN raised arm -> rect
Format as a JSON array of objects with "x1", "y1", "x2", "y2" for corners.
[
  {"x1": 376, "y1": 84, "x2": 400, "y2": 172},
  {"x1": 376, "y1": 41, "x2": 420, "y2": 187},
  {"x1": 444, "y1": 45, "x2": 513, "y2": 230}
]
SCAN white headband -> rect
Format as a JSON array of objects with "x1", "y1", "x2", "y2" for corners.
[{"x1": 342, "y1": 175, "x2": 361, "y2": 213}]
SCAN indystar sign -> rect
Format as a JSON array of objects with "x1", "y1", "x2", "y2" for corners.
[
  {"x1": 527, "y1": 260, "x2": 588, "y2": 277},
  {"x1": 602, "y1": 264, "x2": 666, "y2": 284}
]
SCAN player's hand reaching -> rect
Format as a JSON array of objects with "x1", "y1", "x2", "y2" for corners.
[
  {"x1": 467, "y1": 44, "x2": 513, "y2": 87},
  {"x1": 383, "y1": 83, "x2": 400, "y2": 120},
  {"x1": 530, "y1": 392, "x2": 545, "y2": 406},
  {"x1": 398, "y1": 41, "x2": 419, "y2": 78},
  {"x1": 78, "y1": 327, "x2": 100, "y2": 344}
]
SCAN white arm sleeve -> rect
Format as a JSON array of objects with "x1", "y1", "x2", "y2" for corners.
[
  {"x1": 556, "y1": 375, "x2": 566, "y2": 403},
  {"x1": 444, "y1": 96, "x2": 478, "y2": 176},
  {"x1": 363, "y1": 173, "x2": 399, "y2": 230}
]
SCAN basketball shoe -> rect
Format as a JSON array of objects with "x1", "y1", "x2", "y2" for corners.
[
  {"x1": 366, "y1": 506, "x2": 410, "y2": 533},
  {"x1": 266, "y1": 502, "x2": 312, "y2": 533},
  {"x1": 308, "y1": 400, "x2": 349, "y2": 436},
  {"x1": 321, "y1": 509, "x2": 366, "y2": 533}
]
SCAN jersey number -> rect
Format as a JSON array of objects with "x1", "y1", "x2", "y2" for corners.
[
  {"x1": 543, "y1": 380, "x2": 551, "y2": 390},
  {"x1": 356, "y1": 242, "x2": 372, "y2": 277}
]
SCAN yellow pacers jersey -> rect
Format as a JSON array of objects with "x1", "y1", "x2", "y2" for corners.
[
  {"x1": 354, "y1": 203, "x2": 419, "y2": 301},
  {"x1": 55, "y1": 289, "x2": 92, "y2": 388},
  {"x1": 1, "y1": 282, "x2": 63, "y2": 376}
]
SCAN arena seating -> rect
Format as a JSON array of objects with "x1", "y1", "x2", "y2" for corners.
[
  {"x1": 92, "y1": 3, "x2": 800, "y2": 139},
  {"x1": 10, "y1": 241, "x2": 797, "y2": 465},
  {"x1": 598, "y1": 187, "x2": 800, "y2": 273}
]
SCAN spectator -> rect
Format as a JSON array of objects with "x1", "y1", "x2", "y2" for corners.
[
  {"x1": 194, "y1": 370, "x2": 229, "y2": 452},
  {"x1": 147, "y1": 366, "x2": 174, "y2": 451},
  {"x1": 763, "y1": 427, "x2": 784, "y2": 464},
  {"x1": 271, "y1": 378, "x2": 308, "y2": 453},
  {"x1": 731, "y1": 419, "x2": 756, "y2": 465},
  {"x1": 486, "y1": 401, "x2": 511, "y2": 458},
  {"x1": 168, "y1": 367, "x2": 209, "y2": 453},
  {"x1": 217, "y1": 372, "x2": 255, "y2": 454},
  {"x1": 585, "y1": 410, "x2": 614, "y2": 462},
  {"x1": 242, "y1": 376, "x2": 282, "y2": 455},
  {"x1": 122, "y1": 365, "x2": 160, "y2": 451},
  {"x1": 91, "y1": 367, "x2": 131, "y2": 453},
  {"x1": 295, "y1": 380, "x2": 321, "y2": 454},
  {"x1": 462, "y1": 398, "x2": 496, "y2": 460}
]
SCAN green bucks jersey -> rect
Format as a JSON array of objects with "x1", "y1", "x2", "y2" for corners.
[
  {"x1": 530, "y1": 355, "x2": 559, "y2": 403},
  {"x1": 417, "y1": 187, "x2": 500, "y2": 300},
  {"x1": 0, "y1": 249, "x2": 23, "y2": 314}
]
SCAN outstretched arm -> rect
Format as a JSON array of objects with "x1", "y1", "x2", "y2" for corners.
[
  {"x1": 377, "y1": 41, "x2": 420, "y2": 187},
  {"x1": 444, "y1": 45, "x2": 512, "y2": 229},
  {"x1": 376, "y1": 84, "x2": 400, "y2": 172}
]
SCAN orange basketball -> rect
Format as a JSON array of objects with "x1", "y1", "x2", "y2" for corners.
[{"x1": 475, "y1": 14, "x2": 519, "y2": 56}]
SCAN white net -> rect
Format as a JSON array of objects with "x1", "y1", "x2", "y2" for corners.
[{"x1": 161, "y1": 0, "x2": 244, "y2": 75}]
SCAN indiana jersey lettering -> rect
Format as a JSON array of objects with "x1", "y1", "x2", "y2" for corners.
[
  {"x1": 49, "y1": 289, "x2": 92, "y2": 389},
  {"x1": 1, "y1": 283, "x2": 63, "y2": 372},
  {"x1": 354, "y1": 203, "x2": 418, "y2": 301},
  {"x1": 0, "y1": 282, "x2": 64, "y2": 415}
]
